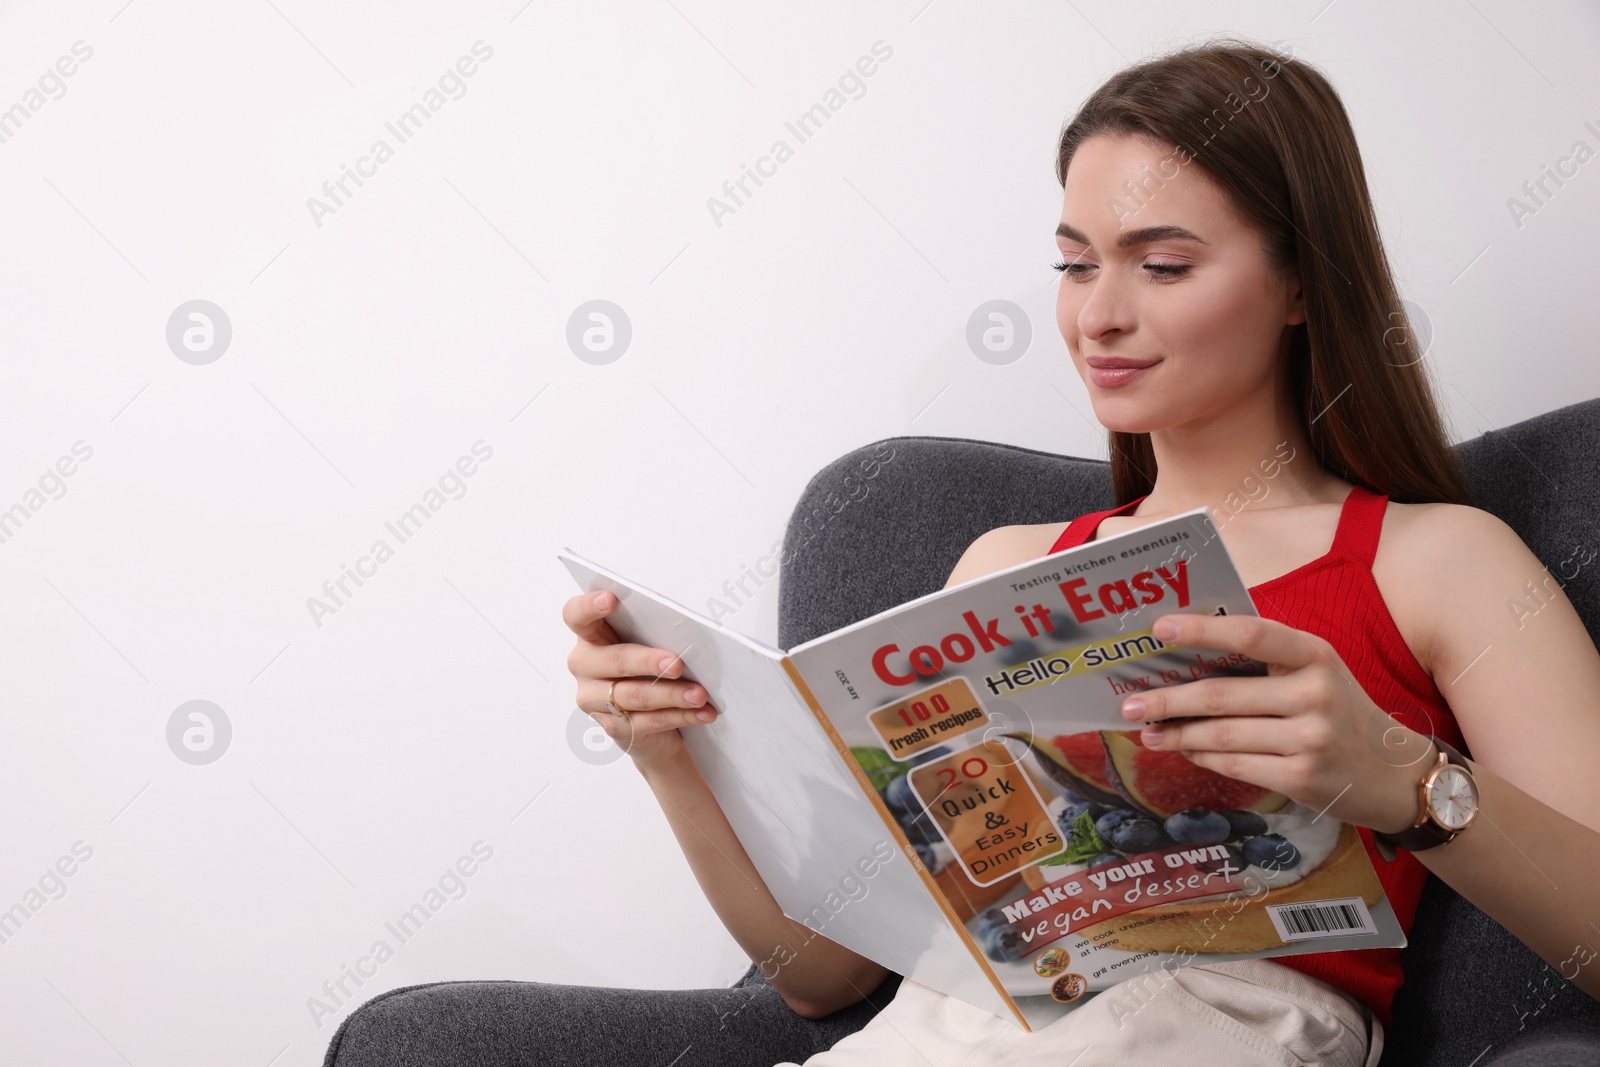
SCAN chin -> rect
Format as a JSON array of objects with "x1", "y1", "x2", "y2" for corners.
[{"x1": 1087, "y1": 396, "x2": 1168, "y2": 435}]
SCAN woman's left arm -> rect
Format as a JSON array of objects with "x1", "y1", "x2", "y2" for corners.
[
  {"x1": 1404, "y1": 507, "x2": 1600, "y2": 997},
  {"x1": 1122, "y1": 506, "x2": 1600, "y2": 1002}
]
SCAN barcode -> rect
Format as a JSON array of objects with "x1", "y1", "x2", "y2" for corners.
[{"x1": 1266, "y1": 897, "x2": 1377, "y2": 941}]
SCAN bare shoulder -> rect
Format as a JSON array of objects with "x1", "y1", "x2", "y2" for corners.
[
  {"x1": 1383, "y1": 499, "x2": 1529, "y2": 554},
  {"x1": 1376, "y1": 499, "x2": 1556, "y2": 675},
  {"x1": 1380, "y1": 500, "x2": 1600, "y2": 826},
  {"x1": 1382, "y1": 499, "x2": 1541, "y2": 576},
  {"x1": 945, "y1": 523, "x2": 1066, "y2": 590}
]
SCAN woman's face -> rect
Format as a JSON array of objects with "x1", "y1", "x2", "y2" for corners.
[{"x1": 1055, "y1": 133, "x2": 1305, "y2": 434}]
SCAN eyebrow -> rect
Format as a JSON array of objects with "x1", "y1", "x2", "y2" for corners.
[{"x1": 1055, "y1": 222, "x2": 1208, "y2": 249}]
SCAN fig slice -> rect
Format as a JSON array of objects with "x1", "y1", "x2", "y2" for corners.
[
  {"x1": 1001, "y1": 731, "x2": 1124, "y2": 808},
  {"x1": 1101, "y1": 728, "x2": 1289, "y2": 819},
  {"x1": 1099, "y1": 729, "x2": 1158, "y2": 819}
]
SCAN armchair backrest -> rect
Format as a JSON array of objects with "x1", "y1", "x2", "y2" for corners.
[{"x1": 777, "y1": 399, "x2": 1600, "y2": 1065}]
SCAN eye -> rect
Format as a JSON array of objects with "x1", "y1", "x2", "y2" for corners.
[{"x1": 1050, "y1": 259, "x2": 1191, "y2": 281}]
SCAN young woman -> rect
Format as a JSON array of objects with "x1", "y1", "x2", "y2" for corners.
[{"x1": 561, "y1": 37, "x2": 1600, "y2": 1067}]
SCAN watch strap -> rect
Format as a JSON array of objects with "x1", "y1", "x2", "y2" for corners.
[{"x1": 1373, "y1": 736, "x2": 1471, "y2": 862}]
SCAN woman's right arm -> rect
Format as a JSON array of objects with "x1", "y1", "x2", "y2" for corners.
[
  {"x1": 562, "y1": 590, "x2": 890, "y2": 1020},
  {"x1": 634, "y1": 741, "x2": 893, "y2": 1018}
]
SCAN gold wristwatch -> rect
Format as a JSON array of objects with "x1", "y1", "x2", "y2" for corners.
[{"x1": 1373, "y1": 735, "x2": 1479, "y2": 862}]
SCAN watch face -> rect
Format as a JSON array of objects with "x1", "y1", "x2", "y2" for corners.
[{"x1": 1429, "y1": 766, "x2": 1478, "y2": 830}]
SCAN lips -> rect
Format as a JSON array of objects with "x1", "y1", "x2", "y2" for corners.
[
  {"x1": 1085, "y1": 356, "x2": 1160, "y2": 370},
  {"x1": 1084, "y1": 356, "x2": 1160, "y2": 389}
]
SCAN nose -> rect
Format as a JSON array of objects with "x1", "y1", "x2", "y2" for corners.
[{"x1": 1070, "y1": 262, "x2": 1136, "y2": 342}]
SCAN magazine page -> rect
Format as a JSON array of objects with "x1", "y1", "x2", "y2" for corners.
[
  {"x1": 557, "y1": 550, "x2": 997, "y2": 1007},
  {"x1": 783, "y1": 507, "x2": 1405, "y2": 1029}
]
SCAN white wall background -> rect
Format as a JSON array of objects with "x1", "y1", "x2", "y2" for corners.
[{"x1": 1, "y1": 0, "x2": 1597, "y2": 1063}]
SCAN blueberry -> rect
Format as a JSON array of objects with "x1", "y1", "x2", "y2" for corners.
[
  {"x1": 1057, "y1": 792, "x2": 1116, "y2": 821},
  {"x1": 899, "y1": 810, "x2": 944, "y2": 848},
  {"x1": 907, "y1": 745, "x2": 952, "y2": 765},
  {"x1": 1164, "y1": 808, "x2": 1232, "y2": 845},
  {"x1": 974, "y1": 907, "x2": 1010, "y2": 934},
  {"x1": 912, "y1": 841, "x2": 938, "y2": 872},
  {"x1": 1039, "y1": 611, "x2": 1079, "y2": 641},
  {"x1": 1056, "y1": 800, "x2": 1094, "y2": 838},
  {"x1": 884, "y1": 774, "x2": 918, "y2": 816},
  {"x1": 982, "y1": 923, "x2": 1032, "y2": 963},
  {"x1": 974, "y1": 907, "x2": 1005, "y2": 930},
  {"x1": 1095, "y1": 808, "x2": 1140, "y2": 839},
  {"x1": 1108, "y1": 817, "x2": 1166, "y2": 854},
  {"x1": 997, "y1": 639, "x2": 1040, "y2": 666},
  {"x1": 1087, "y1": 852, "x2": 1122, "y2": 868},
  {"x1": 1241, "y1": 833, "x2": 1301, "y2": 870},
  {"x1": 1221, "y1": 810, "x2": 1268, "y2": 841},
  {"x1": 1053, "y1": 791, "x2": 1087, "y2": 818}
]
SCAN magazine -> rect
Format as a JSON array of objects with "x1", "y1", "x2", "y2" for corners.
[{"x1": 557, "y1": 505, "x2": 1404, "y2": 1031}]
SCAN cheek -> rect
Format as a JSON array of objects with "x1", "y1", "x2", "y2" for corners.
[
  {"x1": 1055, "y1": 284, "x2": 1078, "y2": 345},
  {"x1": 1149, "y1": 279, "x2": 1271, "y2": 375}
]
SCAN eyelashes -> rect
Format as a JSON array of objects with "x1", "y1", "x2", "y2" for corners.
[{"x1": 1051, "y1": 261, "x2": 1191, "y2": 280}]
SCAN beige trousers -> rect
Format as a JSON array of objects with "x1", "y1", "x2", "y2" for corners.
[{"x1": 779, "y1": 958, "x2": 1383, "y2": 1067}]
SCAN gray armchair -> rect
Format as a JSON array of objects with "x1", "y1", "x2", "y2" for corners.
[{"x1": 326, "y1": 399, "x2": 1600, "y2": 1067}]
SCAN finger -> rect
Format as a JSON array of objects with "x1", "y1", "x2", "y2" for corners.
[
  {"x1": 1142, "y1": 713, "x2": 1295, "y2": 757},
  {"x1": 563, "y1": 593, "x2": 690, "y2": 678},
  {"x1": 1152, "y1": 612, "x2": 1323, "y2": 672},
  {"x1": 579, "y1": 676, "x2": 714, "y2": 716},
  {"x1": 569, "y1": 638, "x2": 688, "y2": 683},
  {"x1": 599, "y1": 707, "x2": 720, "y2": 739},
  {"x1": 1125, "y1": 672, "x2": 1300, "y2": 724},
  {"x1": 1175, "y1": 748, "x2": 1289, "y2": 794},
  {"x1": 563, "y1": 591, "x2": 623, "y2": 645}
]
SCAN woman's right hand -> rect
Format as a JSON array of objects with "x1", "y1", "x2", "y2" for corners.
[{"x1": 562, "y1": 590, "x2": 720, "y2": 768}]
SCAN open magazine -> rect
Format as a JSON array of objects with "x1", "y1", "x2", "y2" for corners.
[{"x1": 558, "y1": 505, "x2": 1403, "y2": 1031}]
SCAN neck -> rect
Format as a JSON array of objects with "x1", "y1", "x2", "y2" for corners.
[{"x1": 1132, "y1": 383, "x2": 1348, "y2": 519}]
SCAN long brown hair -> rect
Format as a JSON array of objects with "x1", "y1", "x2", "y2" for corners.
[{"x1": 1056, "y1": 35, "x2": 1470, "y2": 506}]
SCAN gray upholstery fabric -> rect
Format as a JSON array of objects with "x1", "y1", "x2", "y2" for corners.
[
  {"x1": 773, "y1": 399, "x2": 1600, "y2": 1067},
  {"x1": 322, "y1": 965, "x2": 903, "y2": 1066},
  {"x1": 327, "y1": 398, "x2": 1600, "y2": 1066},
  {"x1": 1481, "y1": 1019, "x2": 1600, "y2": 1067}
]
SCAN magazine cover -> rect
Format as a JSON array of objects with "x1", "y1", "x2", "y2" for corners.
[
  {"x1": 559, "y1": 504, "x2": 1404, "y2": 1030},
  {"x1": 780, "y1": 505, "x2": 1405, "y2": 1023}
]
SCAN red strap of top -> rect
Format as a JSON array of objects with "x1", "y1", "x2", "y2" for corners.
[
  {"x1": 1049, "y1": 495, "x2": 1146, "y2": 554},
  {"x1": 1052, "y1": 485, "x2": 1389, "y2": 567},
  {"x1": 1333, "y1": 485, "x2": 1386, "y2": 568}
]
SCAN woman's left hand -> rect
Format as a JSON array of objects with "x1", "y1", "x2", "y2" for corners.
[{"x1": 1122, "y1": 612, "x2": 1436, "y2": 835}]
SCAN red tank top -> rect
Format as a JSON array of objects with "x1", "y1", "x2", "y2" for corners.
[{"x1": 1048, "y1": 483, "x2": 1463, "y2": 1034}]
